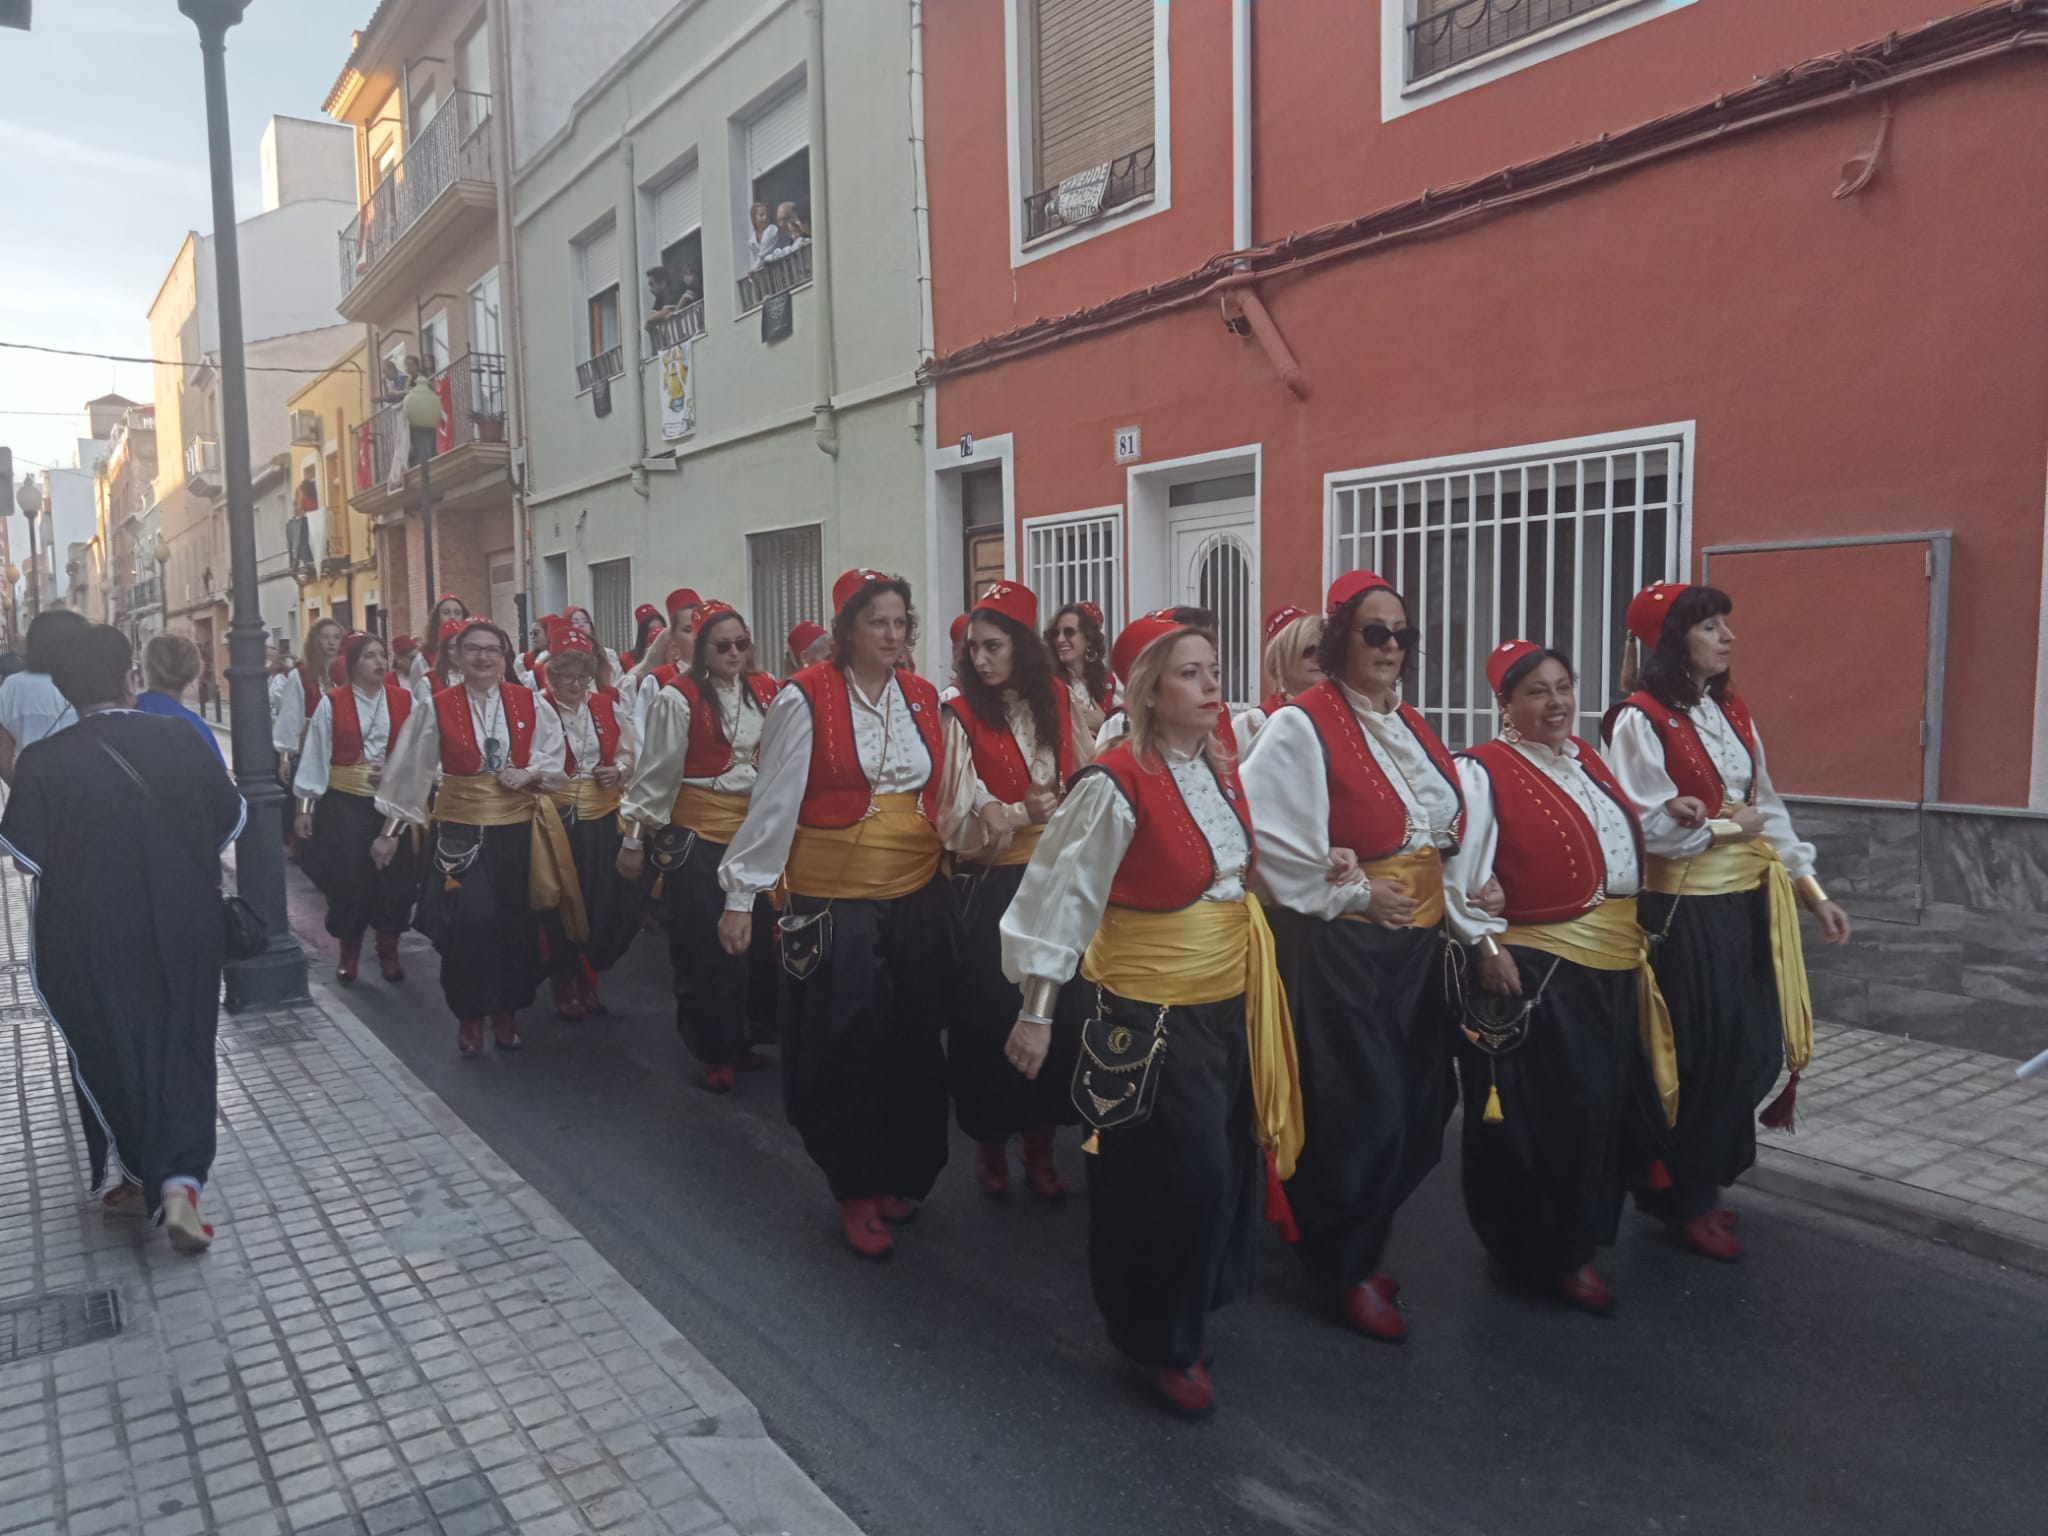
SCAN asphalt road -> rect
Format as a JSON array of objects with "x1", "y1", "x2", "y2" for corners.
[{"x1": 286, "y1": 875, "x2": 2047, "y2": 1536}]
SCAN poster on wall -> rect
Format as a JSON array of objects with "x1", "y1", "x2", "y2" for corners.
[
  {"x1": 761, "y1": 292, "x2": 793, "y2": 344},
  {"x1": 661, "y1": 339, "x2": 695, "y2": 441}
]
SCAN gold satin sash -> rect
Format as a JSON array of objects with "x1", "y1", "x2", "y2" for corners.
[
  {"x1": 785, "y1": 792, "x2": 941, "y2": 901},
  {"x1": 1353, "y1": 846, "x2": 1446, "y2": 928},
  {"x1": 1645, "y1": 827, "x2": 1813, "y2": 1076},
  {"x1": 959, "y1": 820, "x2": 1044, "y2": 868},
  {"x1": 1501, "y1": 897, "x2": 1680, "y2": 1126},
  {"x1": 433, "y1": 773, "x2": 589, "y2": 943},
  {"x1": 551, "y1": 779, "x2": 624, "y2": 824},
  {"x1": 675, "y1": 785, "x2": 749, "y2": 843},
  {"x1": 1081, "y1": 894, "x2": 1305, "y2": 1179},
  {"x1": 327, "y1": 763, "x2": 379, "y2": 797}
]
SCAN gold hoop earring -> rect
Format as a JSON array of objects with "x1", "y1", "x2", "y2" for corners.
[{"x1": 1501, "y1": 720, "x2": 1523, "y2": 745}]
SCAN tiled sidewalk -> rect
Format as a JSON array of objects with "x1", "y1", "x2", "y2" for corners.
[{"x1": 0, "y1": 866, "x2": 859, "y2": 1536}]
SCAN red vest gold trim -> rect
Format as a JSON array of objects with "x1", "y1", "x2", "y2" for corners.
[
  {"x1": 1288, "y1": 680, "x2": 1464, "y2": 860},
  {"x1": 1464, "y1": 738, "x2": 1643, "y2": 925}
]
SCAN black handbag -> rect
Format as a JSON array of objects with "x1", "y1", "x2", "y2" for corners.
[
  {"x1": 1071, "y1": 989, "x2": 1168, "y2": 1134},
  {"x1": 778, "y1": 902, "x2": 833, "y2": 981},
  {"x1": 1443, "y1": 944, "x2": 1558, "y2": 1125},
  {"x1": 99, "y1": 741, "x2": 270, "y2": 960},
  {"x1": 648, "y1": 824, "x2": 697, "y2": 874}
]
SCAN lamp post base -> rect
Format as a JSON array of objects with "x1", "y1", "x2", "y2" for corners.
[{"x1": 224, "y1": 935, "x2": 312, "y2": 1013}]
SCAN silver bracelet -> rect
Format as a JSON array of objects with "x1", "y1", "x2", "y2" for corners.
[{"x1": 1016, "y1": 1011, "x2": 1054, "y2": 1027}]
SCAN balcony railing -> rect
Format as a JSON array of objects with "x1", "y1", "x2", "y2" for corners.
[
  {"x1": 122, "y1": 577, "x2": 161, "y2": 615},
  {"x1": 1022, "y1": 144, "x2": 1155, "y2": 245},
  {"x1": 736, "y1": 239, "x2": 813, "y2": 312},
  {"x1": 576, "y1": 345, "x2": 625, "y2": 394},
  {"x1": 338, "y1": 90, "x2": 494, "y2": 297},
  {"x1": 647, "y1": 299, "x2": 706, "y2": 352},
  {"x1": 1408, "y1": 0, "x2": 1633, "y2": 81},
  {"x1": 359, "y1": 352, "x2": 509, "y2": 493},
  {"x1": 185, "y1": 438, "x2": 221, "y2": 490}
]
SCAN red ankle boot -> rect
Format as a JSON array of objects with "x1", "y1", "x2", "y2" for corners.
[
  {"x1": 580, "y1": 956, "x2": 608, "y2": 1015},
  {"x1": 550, "y1": 973, "x2": 586, "y2": 1021},
  {"x1": 374, "y1": 930, "x2": 405, "y2": 983},
  {"x1": 974, "y1": 1140, "x2": 1010, "y2": 1197},
  {"x1": 1020, "y1": 1124, "x2": 1068, "y2": 1201},
  {"x1": 335, "y1": 937, "x2": 362, "y2": 986},
  {"x1": 875, "y1": 1195, "x2": 919, "y2": 1224},
  {"x1": 1149, "y1": 1362, "x2": 1216, "y2": 1420},
  {"x1": 1678, "y1": 1212, "x2": 1742, "y2": 1261},
  {"x1": 839, "y1": 1197, "x2": 892, "y2": 1259},
  {"x1": 1558, "y1": 1264, "x2": 1615, "y2": 1314},
  {"x1": 491, "y1": 1013, "x2": 523, "y2": 1051},
  {"x1": 456, "y1": 1017, "x2": 486, "y2": 1056},
  {"x1": 699, "y1": 1062, "x2": 734, "y2": 1094},
  {"x1": 1342, "y1": 1279, "x2": 1407, "y2": 1342}
]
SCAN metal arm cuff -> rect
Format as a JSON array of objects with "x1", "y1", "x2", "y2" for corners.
[
  {"x1": 1794, "y1": 874, "x2": 1831, "y2": 911},
  {"x1": 1708, "y1": 818, "x2": 1745, "y2": 845},
  {"x1": 380, "y1": 815, "x2": 405, "y2": 838},
  {"x1": 1018, "y1": 976, "x2": 1061, "y2": 1022},
  {"x1": 1475, "y1": 935, "x2": 1502, "y2": 959},
  {"x1": 296, "y1": 796, "x2": 318, "y2": 816}
]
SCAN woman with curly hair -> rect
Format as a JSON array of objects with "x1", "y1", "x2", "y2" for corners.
[{"x1": 1046, "y1": 601, "x2": 1115, "y2": 742}]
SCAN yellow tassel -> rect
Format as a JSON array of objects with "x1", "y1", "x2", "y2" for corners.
[
  {"x1": 1081, "y1": 1128, "x2": 1100, "y2": 1156},
  {"x1": 444, "y1": 874, "x2": 460, "y2": 892},
  {"x1": 1483, "y1": 1083, "x2": 1504, "y2": 1125}
]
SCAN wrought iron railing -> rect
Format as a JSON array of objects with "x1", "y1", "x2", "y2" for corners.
[
  {"x1": 1408, "y1": 0, "x2": 1631, "y2": 81},
  {"x1": 121, "y1": 578, "x2": 160, "y2": 615},
  {"x1": 1022, "y1": 144, "x2": 1155, "y2": 244},
  {"x1": 647, "y1": 299, "x2": 706, "y2": 352},
  {"x1": 185, "y1": 438, "x2": 220, "y2": 484},
  {"x1": 338, "y1": 91, "x2": 494, "y2": 296},
  {"x1": 576, "y1": 345, "x2": 625, "y2": 393},
  {"x1": 359, "y1": 353, "x2": 509, "y2": 491},
  {"x1": 736, "y1": 239, "x2": 813, "y2": 312}
]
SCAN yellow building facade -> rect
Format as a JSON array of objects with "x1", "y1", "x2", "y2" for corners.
[{"x1": 284, "y1": 339, "x2": 383, "y2": 634}]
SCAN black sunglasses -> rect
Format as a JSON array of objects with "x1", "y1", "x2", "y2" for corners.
[
  {"x1": 708, "y1": 636, "x2": 751, "y2": 655},
  {"x1": 1358, "y1": 623, "x2": 1422, "y2": 651}
]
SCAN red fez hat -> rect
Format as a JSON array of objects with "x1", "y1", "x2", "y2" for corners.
[
  {"x1": 1264, "y1": 604, "x2": 1308, "y2": 642},
  {"x1": 1111, "y1": 609, "x2": 1189, "y2": 683},
  {"x1": 634, "y1": 602, "x2": 660, "y2": 624},
  {"x1": 831, "y1": 568, "x2": 893, "y2": 612},
  {"x1": 551, "y1": 626, "x2": 594, "y2": 656},
  {"x1": 694, "y1": 599, "x2": 739, "y2": 635},
  {"x1": 1626, "y1": 581, "x2": 1690, "y2": 646},
  {"x1": 972, "y1": 579, "x2": 1038, "y2": 634},
  {"x1": 787, "y1": 620, "x2": 826, "y2": 657},
  {"x1": 392, "y1": 633, "x2": 416, "y2": 654},
  {"x1": 1485, "y1": 639, "x2": 1544, "y2": 696},
  {"x1": 1325, "y1": 570, "x2": 1394, "y2": 615},
  {"x1": 949, "y1": 613, "x2": 969, "y2": 647},
  {"x1": 665, "y1": 587, "x2": 702, "y2": 616},
  {"x1": 436, "y1": 591, "x2": 463, "y2": 609},
  {"x1": 1075, "y1": 600, "x2": 1104, "y2": 629},
  {"x1": 437, "y1": 618, "x2": 466, "y2": 644}
]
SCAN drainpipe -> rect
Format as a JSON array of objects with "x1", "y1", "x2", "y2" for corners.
[
  {"x1": 802, "y1": 0, "x2": 840, "y2": 457},
  {"x1": 907, "y1": 0, "x2": 935, "y2": 361},
  {"x1": 487, "y1": 0, "x2": 537, "y2": 615},
  {"x1": 620, "y1": 140, "x2": 651, "y2": 497},
  {"x1": 1222, "y1": 0, "x2": 1308, "y2": 399}
]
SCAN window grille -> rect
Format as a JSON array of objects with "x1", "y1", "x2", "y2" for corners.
[
  {"x1": 749, "y1": 525, "x2": 824, "y2": 671},
  {"x1": 587, "y1": 557, "x2": 633, "y2": 656},
  {"x1": 1023, "y1": 510, "x2": 1121, "y2": 641}
]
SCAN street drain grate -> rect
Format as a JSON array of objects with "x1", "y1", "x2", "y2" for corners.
[
  {"x1": 221, "y1": 1020, "x2": 314, "y2": 1049},
  {"x1": 0, "y1": 1288, "x2": 122, "y2": 1364}
]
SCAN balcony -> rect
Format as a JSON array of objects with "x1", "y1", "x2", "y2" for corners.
[
  {"x1": 121, "y1": 577, "x2": 161, "y2": 616},
  {"x1": 1408, "y1": 0, "x2": 1639, "y2": 82},
  {"x1": 736, "y1": 239, "x2": 812, "y2": 313},
  {"x1": 1022, "y1": 145, "x2": 1156, "y2": 246},
  {"x1": 337, "y1": 90, "x2": 495, "y2": 321},
  {"x1": 576, "y1": 345, "x2": 625, "y2": 394},
  {"x1": 353, "y1": 352, "x2": 511, "y2": 522},
  {"x1": 185, "y1": 438, "x2": 221, "y2": 496},
  {"x1": 646, "y1": 299, "x2": 706, "y2": 353}
]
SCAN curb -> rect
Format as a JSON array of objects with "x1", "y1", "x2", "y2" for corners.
[{"x1": 1750, "y1": 1143, "x2": 2048, "y2": 1279}]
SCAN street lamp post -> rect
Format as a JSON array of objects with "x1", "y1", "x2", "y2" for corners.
[
  {"x1": 15, "y1": 475, "x2": 41, "y2": 623},
  {"x1": 180, "y1": 0, "x2": 309, "y2": 1009},
  {"x1": 402, "y1": 373, "x2": 445, "y2": 614}
]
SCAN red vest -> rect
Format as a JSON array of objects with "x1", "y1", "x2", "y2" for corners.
[
  {"x1": 790, "y1": 663, "x2": 944, "y2": 827},
  {"x1": 1085, "y1": 735, "x2": 1257, "y2": 911},
  {"x1": 549, "y1": 690, "x2": 623, "y2": 776},
  {"x1": 943, "y1": 687, "x2": 1079, "y2": 802},
  {"x1": 1464, "y1": 738, "x2": 1644, "y2": 925},
  {"x1": 1288, "y1": 680, "x2": 1465, "y2": 860},
  {"x1": 654, "y1": 661, "x2": 684, "y2": 691},
  {"x1": 433, "y1": 683, "x2": 539, "y2": 774},
  {"x1": 295, "y1": 662, "x2": 322, "y2": 713},
  {"x1": 669, "y1": 672, "x2": 780, "y2": 778},
  {"x1": 1615, "y1": 689, "x2": 1759, "y2": 808},
  {"x1": 327, "y1": 682, "x2": 412, "y2": 766},
  {"x1": 1259, "y1": 691, "x2": 1289, "y2": 717}
]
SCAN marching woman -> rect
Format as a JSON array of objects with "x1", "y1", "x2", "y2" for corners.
[
  {"x1": 539, "y1": 622, "x2": 639, "y2": 1020},
  {"x1": 938, "y1": 580, "x2": 1090, "y2": 1200},
  {"x1": 1442, "y1": 641, "x2": 1680, "y2": 1312},
  {"x1": 1237, "y1": 570, "x2": 1464, "y2": 1342},
  {"x1": 1606, "y1": 582, "x2": 1850, "y2": 1259},
  {"x1": 623, "y1": 604, "x2": 666, "y2": 671},
  {"x1": 371, "y1": 617, "x2": 575, "y2": 1056},
  {"x1": 619, "y1": 600, "x2": 781, "y2": 1091},
  {"x1": 716, "y1": 569, "x2": 951, "y2": 1259},
  {"x1": 417, "y1": 593, "x2": 469, "y2": 686},
  {"x1": 785, "y1": 620, "x2": 830, "y2": 676},
  {"x1": 272, "y1": 616, "x2": 345, "y2": 783},
  {"x1": 1000, "y1": 612, "x2": 1304, "y2": 1419},
  {"x1": 1046, "y1": 601, "x2": 1115, "y2": 742},
  {"x1": 631, "y1": 588, "x2": 703, "y2": 736},
  {"x1": 426, "y1": 617, "x2": 468, "y2": 697},
  {"x1": 1258, "y1": 606, "x2": 1323, "y2": 716},
  {"x1": 292, "y1": 633, "x2": 417, "y2": 986},
  {"x1": 517, "y1": 616, "x2": 554, "y2": 688},
  {"x1": 562, "y1": 605, "x2": 625, "y2": 690}
]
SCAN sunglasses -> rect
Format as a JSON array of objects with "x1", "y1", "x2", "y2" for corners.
[
  {"x1": 1055, "y1": 626, "x2": 1082, "y2": 639},
  {"x1": 707, "y1": 636, "x2": 751, "y2": 655},
  {"x1": 1358, "y1": 623, "x2": 1422, "y2": 651}
]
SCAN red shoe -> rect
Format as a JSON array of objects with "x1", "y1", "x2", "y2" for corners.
[
  {"x1": 99, "y1": 1180, "x2": 147, "y2": 1217},
  {"x1": 580, "y1": 958, "x2": 608, "y2": 1016},
  {"x1": 1558, "y1": 1265, "x2": 1614, "y2": 1314},
  {"x1": 875, "y1": 1195, "x2": 919, "y2": 1225},
  {"x1": 1020, "y1": 1124, "x2": 1069, "y2": 1201},
  {"x1": 974, "y1": 1140, "x2": 1010, "y2": 1197},
  {"x1": 374, "y1": 930, "x2": 405, "y2": 983},
  {"x1": 491, "y1": 1014, "x2": 523, "y2": 1051},
  {"x1": 1710, "y1": 1207, "x2": 1739, "y2": 1230},
  {"x1": 1368, "y1": 1271, "x2": 1399, "y2": 1301},
  {"x1": 732, "y1": 1048, "x2": 773, "y2": 1072},
  {"x1": 551, "y1": 974, "x2": 586, "y2": 1021},
  {"x1": 457, "y1": 1017, "x2": 486, "y2": 1056},
  {"x1": 1678, "y1": 1212, "x2": 1743, "y2": 1261},
  {"x1": 839, "y1": 1198, "x2": 893, "y2": 1259},
  {"x1": 699, "y1": 1063, "x2": 734, "y2": 1094},
  {"x1": 335, "y1": 937, "x2": 362, "y2": 986},
  {"x1": 1149, "y1": 1363, "x2": 1216, "y2": 1420},
  {"x1": 1342, "y1": 1280, "x2": 1408, "y2": 1342}
]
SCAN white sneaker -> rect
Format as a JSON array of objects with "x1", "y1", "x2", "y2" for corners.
[{"x1": 161, "y1": 1185, "x2": 215, "y2": 1253}]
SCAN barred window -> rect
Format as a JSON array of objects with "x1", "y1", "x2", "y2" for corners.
[
  {"x1": 1023, "y1": 509, "x2": 1121, "y2": 641},
  {"x1": 587, "y1": 557, "x2": 633, "y2": 656},
  {"x1": 749, "y1": 524, "x2": 824, "y2": 672}
]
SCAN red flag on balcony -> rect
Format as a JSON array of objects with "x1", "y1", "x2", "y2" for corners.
[
  {"x1": 355, "y1": 422, "x2": 373, "y2": 491},
  {"x1": 435, "y1": 371, "x2": 455, "y2": 455}
]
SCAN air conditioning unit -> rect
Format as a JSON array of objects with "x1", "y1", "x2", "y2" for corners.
[{"x1": 289, "y1": 410, "x2": 323, "y2": 445}]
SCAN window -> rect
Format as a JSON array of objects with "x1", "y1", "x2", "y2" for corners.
[
  {"x1": 749, "y1": 525, "x2": 824, "y2": 671},
  {"x1": 738, "y1": 85, "x2": 813, "y2": 310},
  {"x1": 961, "y1": 466, "x2": 1006, "y2": 617},
  {"x1": 1327, "y1": 429, "x2": 1688, "y2": 750},
  {"x1": 588, "y1": 557, "x2": 633, "y2": 654},
  {"x1": 1386, "y1": 1, "x2": 1691, "y2": 117},
  {"x1": 646, "y1": 161, "x2": 705, "y2": 345},
  {"x1": 469, "y1": 268, "x2": 505, "y2": 416},
  {"x1": 1410, "y1": 0, "x2": 1641, "y2": 81},
  {"x1": 574, "y1": 221, "x2": 623, "y2": 387},
  {"x1": 1023, "y1": 508, "x2": 1121, "y2": 641},
  {"x1": 458, "y1": 17, "x2": 491, "y2": 99},
  {"x1": 1021, "y1": 0, "x2": 1157, "y2": 244},
  {"x1": 541, "y1": 551, "x2": 569, "y2": 619}
]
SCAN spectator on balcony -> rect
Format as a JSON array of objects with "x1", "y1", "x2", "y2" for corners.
[
  {"x1": 136, "y1": 634, "x2": 224, "y2": 764},
  {"x1": 0, "y1": 610, "x2": 89, "y2": 783},
  {"x1": 647, "y1": 264, "x2": 686, "y2": 318},
  {"x1": 748, "y1": 201, "x2": 784, "y2": 271},
  {"x1": 775, "y1": 202, "x2": 811, "y2": 251},
  {"x1": 295, "y1": 466, "x2": 320, "y2": 513}
]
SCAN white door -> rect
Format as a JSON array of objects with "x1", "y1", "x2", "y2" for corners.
[
  {"x1": 488, "y1": 549, "x2": 517, "y2": 632},
  {"x1": 1167, "y1": 501, "x2": 1259, "y2": 705}
]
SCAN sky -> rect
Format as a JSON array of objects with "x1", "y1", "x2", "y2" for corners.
[{"x1": 0, "y1": 0, "x2": 366, "y2": 481}]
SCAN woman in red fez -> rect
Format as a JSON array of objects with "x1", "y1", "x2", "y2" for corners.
[
  {"x1": 619, "y1": 601, "x2": 782, "y2": 1091},
  {"x1": 1442, "y1": 640, "x2": 1678, "y2": 1311},
  {"x1": 1245, "y1": 605, "x2": 1323, "y2": 737},
  {"x1": 785, "y1": 620, "x2": 829, "y2": 675},
  {"x1": 1238, "y1": 569, "x2": 1468, "y2": 1343},
  {"x1": 1045, "y1": 601, "x2": 1115, "y2": 743},
  {"x1": 938, "y1": 581, "x2": 1090, "y2": 1200},
  {"x1": 623, "y1": 604, "x2": 665, "y2": 671},
  {"x1": 716, "y1": 570, "x2": 951, "y2": 1259},
  {"x1": 290, "y1": 632, "x2": 417, "y2": 987},
  {"x1": 1605, "y1": 583, "x2": 1849, "y2": 1260},
  {"x1": 273, "y1": 617, "x2": 346, "y2": 786},
  {"x1": 998, "y1": 612, "x2": 1304, "y2": 1419}
]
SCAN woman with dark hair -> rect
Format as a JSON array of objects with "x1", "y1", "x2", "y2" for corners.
[
  {"x1": 1238, "y1": 570, "x2": 1466, "y2": 1343},
  {"x1": 272, "y1": 616, "x2": 345, "y2": 783},
  {"x1": 517, "y1": 616, "x2": 553, "y2": 688},
  {"x1": 623, "y1": 604, "x2": 666, "y2": 672},
  {"x1": 425, "y1": 616, "x2": 467, "y2": 697},
  {"x1": 0, "y1": 609, "x2": 89, "y2": 782},
  {"x1": 1606, "y1": 582, "x2": 1849, "y2": 1259},
  {"x1": 0, "y1": 623, "x2": 245, "y2": 1250},
  {"x1": 562, "y1": 605, "x2": 624, "y2": 694},
  {"x1": 422, "y1": 593, "x2": 469, "y2": 685},
  {"x1": 1046, "y1": 601, "x2": 1115, "y2": 742},
  {"x1": 629, "y1": 588, "x2": 704, "y2": 737},
  {"x1": 938, "y1": 580, "x2": 1089, "y2": 1199},
  {"x1": 999, "y1": 612, "x2": 1304, "y2": 1418},
  {"x1": 1442, "y1": 641, "x2": 1678, "y2": 1311},
  {"x1": 371, "y1": 617, "x2": 572, "y2": 1055},
  {"x1": 620, "y1": 601, "x2": 781, "y2": 1090},
  {"x1": 716, "y1": 569, "x2": 950, "y2": 1258},
  {"x1": 292, "y1": 633, "x2": 417, "y2": 985}
]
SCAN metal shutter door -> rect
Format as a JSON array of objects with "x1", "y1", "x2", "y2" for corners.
[
  {"x1": 580, "y1": 224, "x2": 619, "y2": 298},
  {"x1": 654, "y1": 165, "x2": 702, "y2": 251},
  {"x1": 1033, "y1": 0, "x2": 1153, "y2": 188},
  {"x1": 747, "y1": 86, "x2": 808, "y2": 178}
]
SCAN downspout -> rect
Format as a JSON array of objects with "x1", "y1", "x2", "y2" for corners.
[
  {"x1": 620, "y1": 140, "x2": 651, "y2": 497},
  {"x1": 1222, "y1": 0, "x2": 1308, "y2": 399},
  {"x1": 908, "y1": 0, "x2": 935, "y2": 361},
  {"x1": 802, "y1": 0, "x2": 840, "y2": 456},
  {"x1": 487, "y1": 0, "x2": 537, "y2": 613}
]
